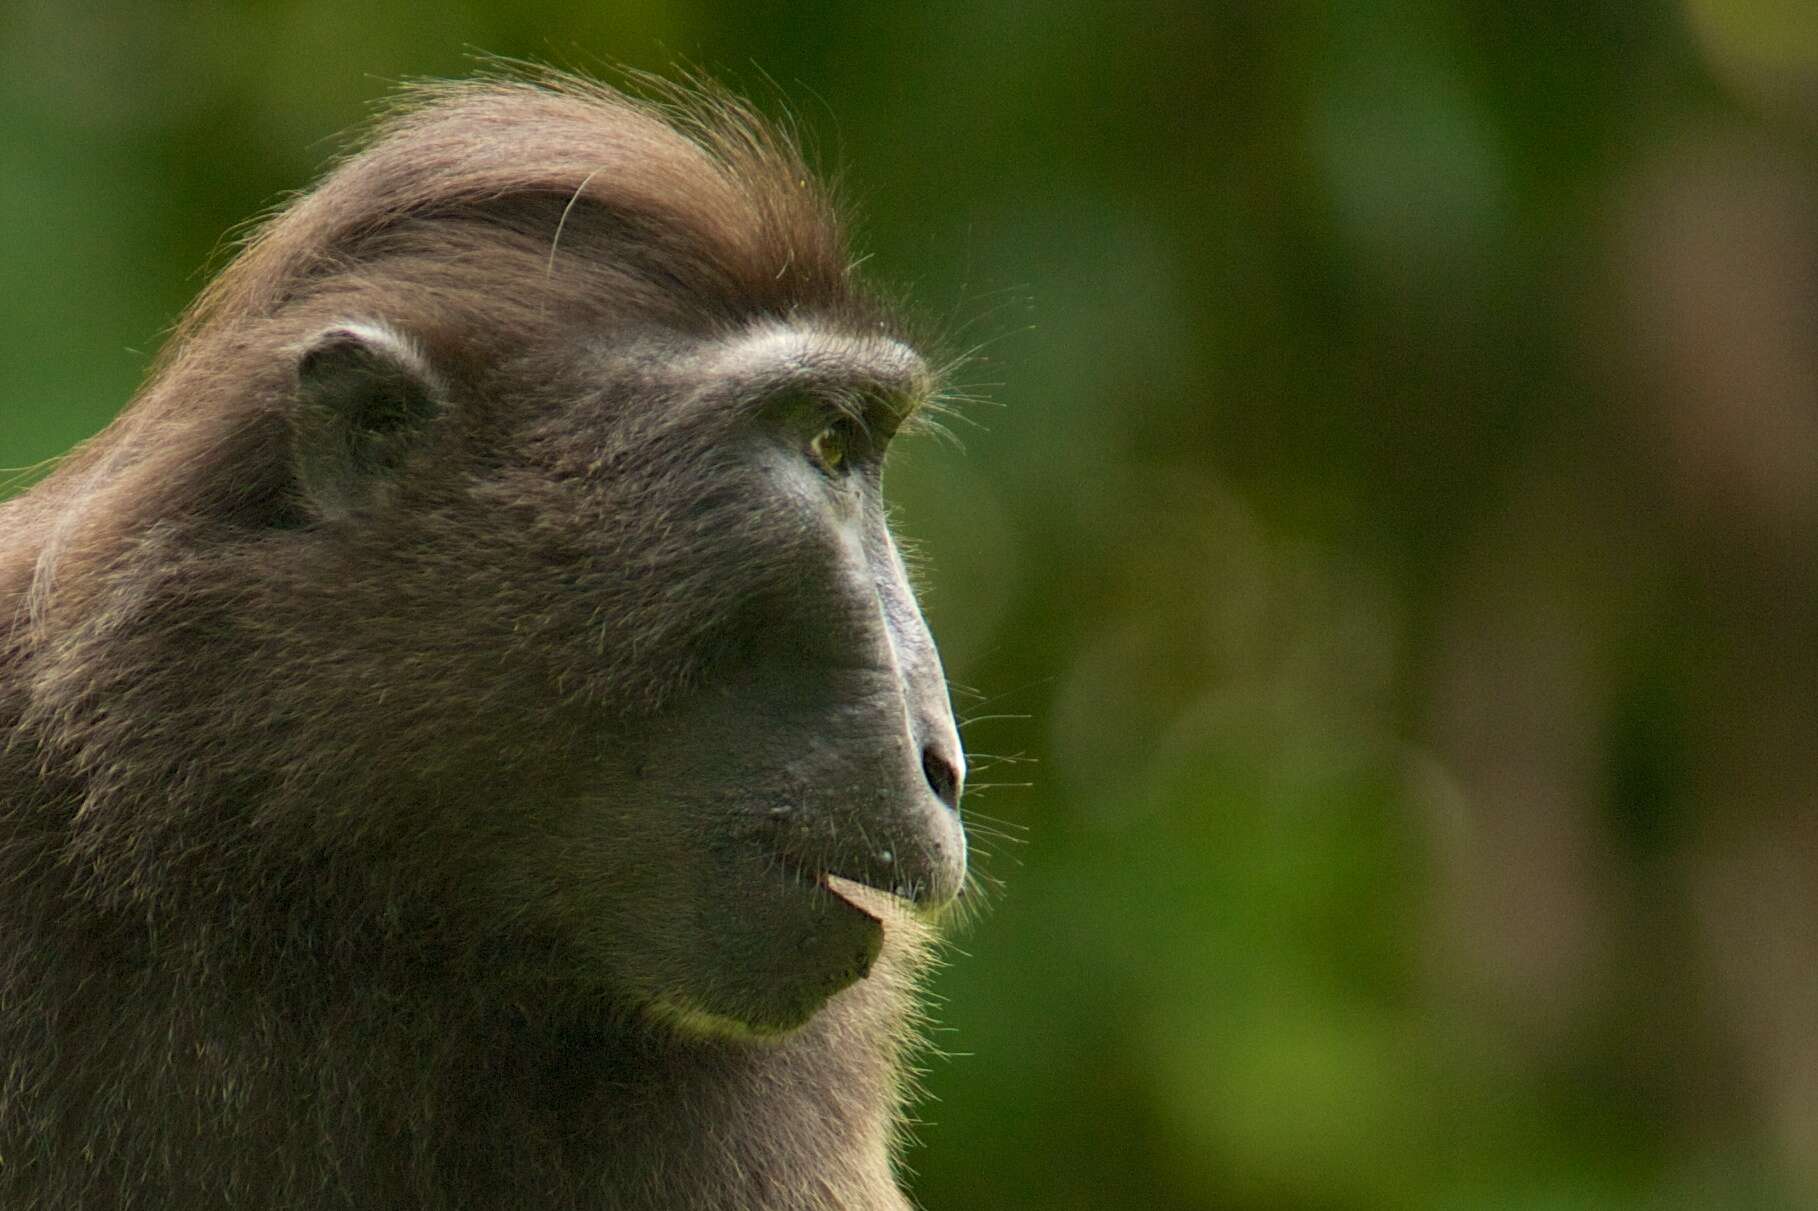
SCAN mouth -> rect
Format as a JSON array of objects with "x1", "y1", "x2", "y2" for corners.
[
  {"x1": 819, "y1": 872, "x2": 925, "y2": 923},
  {"x1": 767, "y1": 793, "x2": 968, "y2": 919},
  {"x1": 774, "y1": 846, "x2": 958, "y2": 926},
  {"x1": 774, "y1": 856, "x2": 912, "y2": 921}
]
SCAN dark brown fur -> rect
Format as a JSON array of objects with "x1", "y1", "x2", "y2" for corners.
[{"x1": 0, "y1": 74, "x2": 960, "y2": 1210}]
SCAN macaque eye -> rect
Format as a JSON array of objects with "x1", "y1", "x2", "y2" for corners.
[{"x1": 807, "y1": 423, "x2": 851, "y2": 475}]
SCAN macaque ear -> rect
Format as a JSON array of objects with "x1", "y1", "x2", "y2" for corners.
[{"x1": 291, "y1": 322, "x2": 442, "y2": 519}]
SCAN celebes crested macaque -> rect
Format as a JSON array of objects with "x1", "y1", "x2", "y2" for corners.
[{"x1": 0, "y1": 73, "x2": 970, "y2": 1210}]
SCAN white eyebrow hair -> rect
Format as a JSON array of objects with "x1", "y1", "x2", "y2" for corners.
[{"x1": 706, "y1": 321, "x2": 932, "y2": 401}]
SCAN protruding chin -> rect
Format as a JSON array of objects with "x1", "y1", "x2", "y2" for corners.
[{"x1": 647, "y1": 872, "x2": 888, "y2": 1040}]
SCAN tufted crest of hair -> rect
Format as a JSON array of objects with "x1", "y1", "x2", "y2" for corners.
[{"x1": 192, "y1": 71, "x2": 874, "y2": 341}]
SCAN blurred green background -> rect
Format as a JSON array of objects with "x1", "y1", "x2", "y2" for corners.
[{"x1": 6, "y1": 2, "x2": 1818, "y2": 1207}]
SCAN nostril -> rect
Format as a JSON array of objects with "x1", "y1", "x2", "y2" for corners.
[{"x1": 920, "y1": 747, "x2": 962, "y2": 812}]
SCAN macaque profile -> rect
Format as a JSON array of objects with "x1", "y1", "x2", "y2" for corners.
[{"x1": 0, "y1": 73, "x2": 969, "y2": 1210}]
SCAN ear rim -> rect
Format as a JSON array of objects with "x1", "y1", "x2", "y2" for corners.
[{"x1": 291, "y1": 320, "x2": 444, "y2": 522}]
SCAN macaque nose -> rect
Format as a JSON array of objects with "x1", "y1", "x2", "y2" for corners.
[{"x1": 920, "y1": 745, "x2": 963, "y2": 812}]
